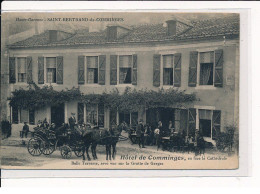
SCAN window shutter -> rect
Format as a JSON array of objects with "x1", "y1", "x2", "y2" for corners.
[
  {"x1": 9, "y1": 57, "x2": 16, "y2": 83},
  {"x1": 98, "y1": 55, "x2": 106, "y2": 85},
  {"x1": 78, "y1": 56, "x2": 85, "y2": 84},
  {"x1": 77, "y1": 103, "x2": 84, "y2": 125},
  {"x1": 38, "y1": 57, "x2": 44, "y2": 84},
  {"x1": 26, "y1": 56, "x2": 33, "y2": 83},
  {"x1": 110, "y1": 55, "x2": 117, "y2": 85},
  {"x1": 188, "y1": 108, "x2": 196, "y2": 136},
  {"x1": 12, "y1": 106, "x2": 18, "y2": 124},
  {"x1": 188, "y1": 51, "x2": 198, "y2": 87},
  {"x1": 212, "y1": 110, "x2": 221, "y2": 140},
  {"x1": 174, "y1": 53, "x2": 181, "y2": 87},
  {"x1": 29, "y1": 109, "x2": 35, "y2": 125},
  {"x1": 132, "y1": 54, "x2": 137, "y2": 85},
  {"x1": 153, "y1": 54, "x2": 161, "y2": 87},
  {"x1": 56, "y1": 56, "x2": 63, "y2": 84},
  {"x1": 214, "y1": 49, "x2": 223, "y2": 87}
]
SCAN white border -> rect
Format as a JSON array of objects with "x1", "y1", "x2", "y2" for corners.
[{"x1": 1, "y1": 1, "x2": 251, "y2": 179}]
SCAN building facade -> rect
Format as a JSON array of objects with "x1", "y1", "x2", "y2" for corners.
[{"x1": 4, "y1": 15, "x2": 239, "y2": 142}]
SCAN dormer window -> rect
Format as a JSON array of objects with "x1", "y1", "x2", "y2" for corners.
[
  {"x1": 166, "y1": 20, "x2": 177, "y2": 36},
  {"x1": 107, "y1": 25, "x2": 130, "y2": 42},
  {"x1": 49, "y1": 30, "x2": 58, "y2": 42},
  {"x1": 107, "y1": 26, "x2": 117, "y2": 41}
]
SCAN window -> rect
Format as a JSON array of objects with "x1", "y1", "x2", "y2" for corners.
[
  {"x1": 119, "y1": 55, "x2": 132, "y2": 84},
  {"x1": 12, "y1": 108, "x2": 35, "y2": 124},
  {"x1": 118, "y1": 112, "x2": 138, "y2": 128},
  {"x1": 86, "y1": 103, "x2": 104, "y2": 127},
  {"x1": 199, "y1": 52, "x2": 214, "y2": 86},
  {"x1": 17, "y1": 57, "x2": 27, "y2": 82},
  {"x1": 119, "y1": 113, "x2": 130, "y2": 125},
  {"x1": 87, "y1": 56, "x2": 98, "y2": 84},
  {"x1": 46, "y1": 57, "x2": 57, "y2": 83},
  {"x1": 163, "y1": 55, "x2": 174, "y2": 85}
]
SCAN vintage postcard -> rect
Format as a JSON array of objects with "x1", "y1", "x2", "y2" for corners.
[{"x1": 0, "y1": 11, "x2": 240, "y2": 170}]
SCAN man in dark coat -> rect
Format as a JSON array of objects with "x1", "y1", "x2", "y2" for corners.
[
  {"x1": 68, "y1": 113, "x2": 76, "y2": 130},
  {"x1": 22, "y1": 122, "x2": 29, "y2": 138},
  {"x1": 136, "y1": 119, "x2": 145, "y2": 148}
]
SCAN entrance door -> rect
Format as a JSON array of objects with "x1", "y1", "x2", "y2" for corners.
[
  {"x1": 199, "y1": 119, "x2": 212, "y2": 137},
  {"x1": 146, "y1": 108, "x2": 174, "y2": 130},
  {"x1": 51, "y1": 103, "x2": 64, "y2": 127},
  {"x1": 160, "y1": 108, "x2": 175, "y2": 131}
]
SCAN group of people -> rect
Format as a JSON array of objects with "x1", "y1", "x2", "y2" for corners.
[
  {"x1": 128, "y1": 120, "x2": 177, "y2": 148},
  {"x1": 128, "y1": 119, "x2": 205, "y2": 153}
]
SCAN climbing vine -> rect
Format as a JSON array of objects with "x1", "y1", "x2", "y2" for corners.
[{"x1": 9, "y1": 83, "x2": 197, "y2": 111}]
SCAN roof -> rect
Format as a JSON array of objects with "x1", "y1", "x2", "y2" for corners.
[{"x1": 8, "y1": 15, "x2": 239, "y2": 48}]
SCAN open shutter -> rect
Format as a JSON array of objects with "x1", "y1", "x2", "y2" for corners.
[
  {"x1": 153, "y1": 54, "x2": 161, "y2": 87},
  {"x1": 56, "y1": 56, "x2": 63, "y2": 84},
  {"x1": 110, "y1": 55, "x2": 117, "y2": 85},
  {"x1": 212, "y1": 110, "x2": 221, "y2": 140},
  {"x1": 26, "y1": 56, "x2": 33, "y2": 83},
  {"x1": 9, "y1": 57, "x2": 16, "y2": 83},
  {"x1": 78, "y1": 56, "x2": 85, "y2": 84},
  {"x1": 174, "y1": 53, "x2": 181, "y2": 87},
  {"x1": 132, "y1": 54, "x2": 137, "y2": 85},
  {"x1": 188, "y1": 108, "x2": 196, "y2": 136},
  {"x1": 214, "y1": 49, "x2": 223, "y2": 87},
  {"x1": 77, "y1": 103, "x2": 84, "y2": 125},
  {"x1": 188, "y1": 51, "x2": 198, "y2": 87},
  {"x1": 98, "y1": 55, "x2": 106, "y2": 85},
  {"x1": 38, "y1": 57, "x2": 44, "y2": 84}
]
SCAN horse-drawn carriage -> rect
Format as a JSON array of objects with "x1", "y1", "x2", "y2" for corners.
[{"x1": 27, "y1": 126, "x2": 84, "y2": 159}]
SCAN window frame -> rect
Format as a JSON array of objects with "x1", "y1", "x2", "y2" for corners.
[
  {"x1": 85, "y1": 55, "x2": 99, "y2": 85},
  {"x1": 158, "y1": 51, "x2": 176, "y2": 88},
  {"x1": 12, "y1": 107, "x2": 35, "y2": 125},
  {"x1": 85, "y1": 103, "x2": 105, "y2": 127},
  {"x1": 197, "y1": 51, "x2": 215, "y2": 87},
  {"x1": 162, "y1": 54, "x2": 174, "y2": 86},
  {"x1": 194, "y1": 105, "x2": 216, "y2": 140},
  {"x1": 113, "y1": 111, "x2": 138, "y2": 128},
  {"x1": 12, "y1": 55, "x2": 28, "y2": 85},
  {"x1": 195, "y1": 48, "x2": 219, "y2": 90},
  {"x1": 17, "y1": 57, "x2": 27, "y2": 83},
  {"x1": 45, "y1": 56, "x2": 58, "y2": 84},
  {"x1": 118, "y1": 55, "x2": 134, "y2": 85}
]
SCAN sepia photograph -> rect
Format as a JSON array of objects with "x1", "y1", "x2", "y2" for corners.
[{"x1": 0, "y1": 11, "x2": 240, "y2": 170}]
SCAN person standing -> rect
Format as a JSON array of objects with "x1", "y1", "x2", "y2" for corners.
[
  {"x1": 22, "y1": 122, "x2": 29, "y2": 138},
  {"x1": 136, "y1": 119, "x2": 145, "y2": 148},
  {"x1": 68, "y1": 113, "x2": 76, "y2": 130}
]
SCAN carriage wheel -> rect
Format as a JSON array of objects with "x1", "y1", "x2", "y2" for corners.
[
  {"x1": 60, "y1": 145, "x2": 72, "y2": 159},
  {"x1": 27, "y1": 138, "x2": 43, "y2": 156},
  {"x1": 74, "y1": 146, "x2": 84, "y2": 157},
  {"x1": 42, "y1": 142, "x2": 55, "y2": 155}
]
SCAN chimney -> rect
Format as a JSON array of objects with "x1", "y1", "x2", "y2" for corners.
[
  {"x1": 49, "y1": 30, "x2": 58, "y2": 42},
  {"x1": 166, "y1": 19, "x2": 177, "y2": 36}
]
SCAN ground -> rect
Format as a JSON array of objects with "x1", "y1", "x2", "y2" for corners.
[{"x1": 0, "y1": 132, "x2": 238, "y2": 169}]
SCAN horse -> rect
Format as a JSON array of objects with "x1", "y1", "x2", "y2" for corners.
[{"x1": 82, "y1": 125, "x2": 122, "y2": 161}]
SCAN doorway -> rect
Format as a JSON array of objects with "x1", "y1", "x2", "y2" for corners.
[
  {"x1": 51, "y1": 103, "x2": 64, "y2": 127},
  {"x1": 146, "y1": 108, "x2": 175, "y2": 130},
  {"x1": 199, "y1": 119, "x2": 212, "y2": 137}
]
